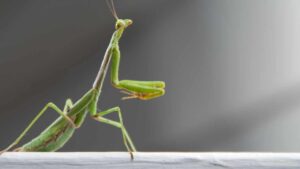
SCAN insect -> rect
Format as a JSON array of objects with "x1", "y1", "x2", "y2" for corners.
[{"x1": 0, "y1": 0, "x2": 165, "y2": 159}]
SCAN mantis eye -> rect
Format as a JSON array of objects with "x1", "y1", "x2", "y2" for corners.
[
  {"x1": 115, "y1": 23, "x2": 122, "y2": 29},
  {"x1": 115, "y1": 20, "x2": 124, "y2": 29}
]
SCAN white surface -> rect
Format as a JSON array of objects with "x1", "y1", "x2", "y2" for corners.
[{"x1": 0, "y1": 152, "x2": 300, "y2": 169}]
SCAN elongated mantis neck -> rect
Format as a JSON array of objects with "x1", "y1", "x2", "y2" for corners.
[{"x1": 92, "y1": 28, "x2": 124, "y2": 93}]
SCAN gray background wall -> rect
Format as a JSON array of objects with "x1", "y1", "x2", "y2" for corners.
[{"x1": 1, "y1": 0, "x2": 300, "y2": 152}]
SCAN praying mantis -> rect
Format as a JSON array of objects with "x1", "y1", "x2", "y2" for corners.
[{"x1": 0, "y1": 1, "x2": 165, "y2": 159}]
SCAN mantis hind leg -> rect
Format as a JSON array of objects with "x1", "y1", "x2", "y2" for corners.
[
  {"x1": 92, "y1": 107, "x2": 136, "y2": 159},
  {"x1": 0, "y1": 101, "x2": 76, "y2": 154}
]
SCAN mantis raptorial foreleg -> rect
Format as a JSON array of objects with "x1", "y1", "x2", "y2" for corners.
[
  {"x1": 110, "y1": 47, "x2": 165, "y2": 100},
  {"x1": 93, "y1": 107, "x2": 136, "y2": 155},
  {"x1": 119, "y1": 81, "x2": 165, "y2": 100},
  {"x1": 0, "y1": 102, "x2": 77, "y2": 154}
]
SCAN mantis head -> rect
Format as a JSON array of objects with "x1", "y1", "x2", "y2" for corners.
[
  {"x1": 106, "y1": 0, "x2": 132, "y2": 30},
  {"x1": 115, "y1": 19, "x2": 133, "y2": 30}
]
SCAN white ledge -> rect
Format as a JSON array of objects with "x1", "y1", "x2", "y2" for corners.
[{"x1": 1, "y1": 152, "x2": 300, "y2": 169}]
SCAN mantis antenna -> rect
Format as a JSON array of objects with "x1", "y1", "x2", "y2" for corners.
[{"x1": 106, "y1": 0, "x2": 119, "y2": 20}]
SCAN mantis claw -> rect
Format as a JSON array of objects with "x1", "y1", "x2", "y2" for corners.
[
  {"x1": 0, "y1": 146, "x2": 11, "y2": 155},
  {"x1": 130, "y1": 151, "x2": 134, "y2": 160},
  {"x1": 120, "y1": 90, "x2": 138, "y2": 100},
  {"x1": 122, "y1": 96, "x2": 138, "y2": 100}
]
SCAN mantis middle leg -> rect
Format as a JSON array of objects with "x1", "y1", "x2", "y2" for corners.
[
  {"x1": 0, "y1": 100, "x2": 76, "y2": 154},
  {"x1": 92, "y1": 106, "x2": 136, "y2": 158}
]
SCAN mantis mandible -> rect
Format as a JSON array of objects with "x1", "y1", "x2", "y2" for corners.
[{"x1": 0, "y1": 1, "x2": 165, "y2": 159}]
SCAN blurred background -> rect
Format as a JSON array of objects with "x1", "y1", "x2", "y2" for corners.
[{"x1": 1, "y1": 0, "x2": 300, "y2": 152}]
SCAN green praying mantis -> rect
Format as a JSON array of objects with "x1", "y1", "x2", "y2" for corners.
[{"x1": 0, "y1": 1, "x2": 165, "y2": 159}]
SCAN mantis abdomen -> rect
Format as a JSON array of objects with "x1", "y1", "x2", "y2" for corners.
[
  {"x1": 15, "y1": 115, "x2": 78, "y2": 152},
  {"x1": 14, "y1": 89, "x2": 96, "y2": 152}
]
